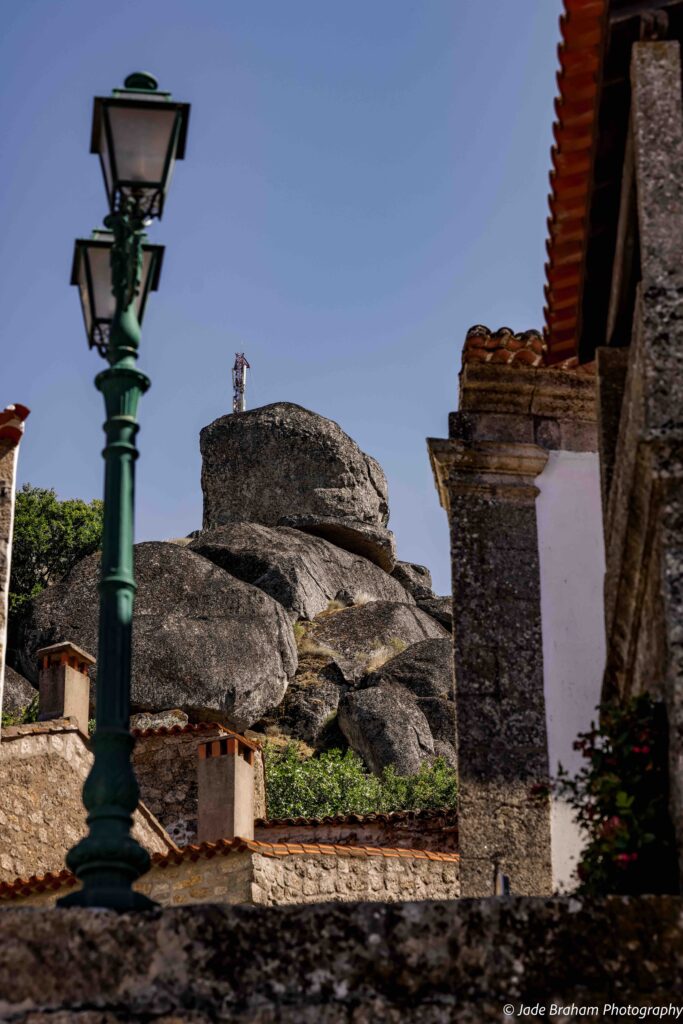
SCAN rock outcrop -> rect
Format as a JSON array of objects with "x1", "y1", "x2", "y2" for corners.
[
  {"x1": 416, "y1": 596, "x2": 453, "y2": 632},
  {"x1": 271, "y1": 653, "x2": 346, "y2": 748},
  {"x1": 302, "y1": 602, "x2": 448, "y2": 684},
  {"x1": 390, "y1": 561, "x2": 433, "y2": 601},
  {"x1": 189, "y1": 523, "x2": 409, "y2": 621},
  {"x1": 338, "y1": 686, "x2": 435, "y2": 775},
  {"x1": 278, "y1": 515, "x2": 395, "y2": 572},
  {"x1": 2, "y1": 666, "x2": 36, "y2": 715},
  {"x1": 200, "y1": 403, "x2": 389, "y2": 533},
  {"x1": 17, "y1": 542, "x2": 297, "y2": 730},
  {"x1": 363, "y1": 638, "x2": 453, "y2": 700},
  {"x1": 338, "y1": 638, "x2": 456, "y2": 772}
]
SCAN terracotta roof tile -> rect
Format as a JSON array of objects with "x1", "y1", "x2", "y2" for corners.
[
  {"x1": 544, "y1": 0, "x2": 608, "y2": 363},
  {"x1": 462, "y1": 325, "x2": 594, "y2": 373},
  {"x1": 132, "y1": 720, "x2": 260, "y2": 750},
  {"x1": 0, "y1": 839, "x2": 459, "y2": 901},
  {"x1": 255, "y1": 807, "x2": 457, "y2": 830}
]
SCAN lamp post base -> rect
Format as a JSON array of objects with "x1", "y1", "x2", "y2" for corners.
[{"x1": 58, "y1": 885, "x2": 157, "y2": 912}]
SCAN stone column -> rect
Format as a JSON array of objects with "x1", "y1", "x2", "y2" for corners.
[
  {"x1": 429, "y1": 436, "x2": 551, "y2": 896},
  {"x1": 0, "y1": 404, "x2": 29, "y2": 736}
]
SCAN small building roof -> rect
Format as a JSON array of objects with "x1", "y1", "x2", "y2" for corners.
[
  {"x1": 544, "y1": 0, "x2": 683, "y2": 364},
  {"x1": 131, "y1": 720, "x2": 261, "y2": 751}
]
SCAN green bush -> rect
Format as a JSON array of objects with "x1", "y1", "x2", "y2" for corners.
[{"x1": 264, "y1": 744, "x2": 457, "y2": 819}]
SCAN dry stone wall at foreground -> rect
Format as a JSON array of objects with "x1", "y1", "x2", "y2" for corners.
[{"x1": 0, "y1": 897, "x2": 680, "y2": 1022}]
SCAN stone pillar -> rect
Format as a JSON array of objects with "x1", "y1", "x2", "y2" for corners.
[
  {"x1": 429, "y1": 327, "x2": 599, "y2": 896},
  {"x1": 37, "y1": 641, "x2": 94, "y2": 738},
  {"x1": 0, "y1": 404, "x2": 29, "y2": 737},
  {"x1": 197, "y1": 735, "x2": 255, "y2": 842},
  {"x1": 430, "y1": 436, "x2": 552, "y2": 896}
]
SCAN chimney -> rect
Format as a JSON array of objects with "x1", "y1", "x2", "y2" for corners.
[
  {"x1": 37, "y1": 641, "x2": 94, "y2": 738},
  {"x1": 197, "y1": 734, "x2": 255, "y2": 842}
]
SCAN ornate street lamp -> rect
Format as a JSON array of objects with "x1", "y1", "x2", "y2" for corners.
[
  {"x1": 71, "y1": 229, "x2": 164, "y2": 357},
  {"x1": 59, "y1": 73, "x2": 190, "y2": 911}
]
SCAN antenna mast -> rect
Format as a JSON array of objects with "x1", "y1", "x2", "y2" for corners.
[{"x1": 232, "y1": 352, "x2": 250, "y2": 413}]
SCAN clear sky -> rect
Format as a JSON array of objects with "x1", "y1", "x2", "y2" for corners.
[{"x1": 2, "y1": 0, "x2": 562, "y2": 595}]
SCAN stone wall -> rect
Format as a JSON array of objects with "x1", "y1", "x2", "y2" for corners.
[
  {"x1": 251, "y1": 850, "x2": 459, "y2": 905},
  {"x1": 4, "y1": 844, "x2": 459, "y2": 909},
  {"x1": 133, "y1": 727, "x2": 266, "y2": 846},
  {"x1": 136, "y1": 850, "x2": 254, "y2": 906},
  {"x1": 0, "y1": 719, "x2": 171, "y2": 880},
  {"x1": 0, "y1": 897, "x2": 680, "y2": 1021},
  {"x1": 254, "y1": 809, "x2": 459, "y2": 852},
  {"x1": 597, "y1": 43, "x2": 683, "y2": 884}
]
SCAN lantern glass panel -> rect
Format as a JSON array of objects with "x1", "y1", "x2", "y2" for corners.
[
  {"x1": 107, "y1": 105, "x2": 178, "y2": 187},
  {"x1": 75, "y1": 254, "x2": 94, "y2": 340},
  {"x1": 89, "y1": 245, "x2": 115, "y2": 322},
  {"x1": 72, "y1": 234, "x2": 163, "y2": 351}
]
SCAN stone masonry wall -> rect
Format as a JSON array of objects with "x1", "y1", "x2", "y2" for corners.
[
  {"x1": 0, "y1": 897, "x2": 680, "y2": 1021},
  {"x1": 133, "y1": 729, "x2": 266, "y2": 846},
  {"x1": 135, "y1": 851, "x2": 254, "y2": 906},
  {"x1": 0, "y1": 720, "x2": 170, "y2": 880},
  {"x1": 254, "y1": 811, "x2": 459, "y2": 852},
  {"x1": 251, "y1": 851, "x2": 460, "y2": 905},
  {"x1": 5, "y1": 848, "x2": 460, "y2": 909}
]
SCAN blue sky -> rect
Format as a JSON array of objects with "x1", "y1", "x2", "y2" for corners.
[{"x1": 2, "y1": 0, "x2": 562, "y2": 594}]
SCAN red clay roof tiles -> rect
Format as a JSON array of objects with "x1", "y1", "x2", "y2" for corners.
[
  {"x1": 132, "y1": 720, "x2": 260, "y2": 750},
  {"x1": 544, "y1": 0, "x2": 608, "y2": 363},
  {"x1": 462, "y1": 325, "x2": 595, "y2": 372}
]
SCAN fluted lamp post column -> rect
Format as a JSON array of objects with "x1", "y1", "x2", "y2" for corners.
[{"x1": 59, "y1": 72, "x2": 190, "y2": 910}]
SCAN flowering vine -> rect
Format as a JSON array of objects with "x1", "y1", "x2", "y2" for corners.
[{"x1": 554, "y1": 694, "x2": 677, "y2": 895}]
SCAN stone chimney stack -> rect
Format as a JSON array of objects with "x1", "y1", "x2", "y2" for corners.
[
  {"x1": 37, "y1": 641, "x2": 94, "y2": 738},
  {"x1": 197, "y1": 734, "x2": 256, "y2": 842}
]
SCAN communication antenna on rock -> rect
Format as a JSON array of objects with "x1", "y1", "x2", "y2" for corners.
[{"x1": 232, "y1": 352, "x2": 250, "y2": 414}]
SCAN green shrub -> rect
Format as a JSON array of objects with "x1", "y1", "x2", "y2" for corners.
[
  {"x1": 264, "y1": 744, "x2": 457, "y2": 819},
  {"x1": 555, "y1": 693, "x2": 677, "y2": 895}
]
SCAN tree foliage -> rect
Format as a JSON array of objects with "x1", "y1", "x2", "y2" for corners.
[
  {"x1": 264, "y1": 744, "x2": 457, "y2": 819},
  {"x1": 9, "y1": 484, "x2": 103, "y2": 617}
]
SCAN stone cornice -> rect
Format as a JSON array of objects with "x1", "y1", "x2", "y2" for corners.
[
  {"x1": 428, "y1": 439, "x2": 549, "y2": 511},
  {"x1": 459, "y1": 363, "x2": 597, "y2": 423}
]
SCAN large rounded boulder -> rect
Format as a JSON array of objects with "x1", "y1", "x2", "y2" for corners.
[
  {"x1": 17, "y1": 542, "x2": 297, "y2": 730},
  {"x1": 338, "y1": 686, "x2": 435, "y2": 776},
  {"x1": 2, "y1": 666, "x2": 36, "y2": 715},
  {"x1": 302, "y1": 602, "x2": 448, "y2": 684},
  {"x1": 200, "y1": 402, "x2": 390, "y2": 537},
  {"x1": 190, "y1": 523, "x2": 410, "y2": 621},
  {"x1": 339, "y1": 638, "x2": 456, "y2": 772}
]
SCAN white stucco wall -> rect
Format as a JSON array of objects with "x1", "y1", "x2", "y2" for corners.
[{"x1": 535, "y1": 451, "x2": 606, "y2": 892}]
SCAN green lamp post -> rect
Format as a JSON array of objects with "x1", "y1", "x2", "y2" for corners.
[{"x1": 59, "y1": 73, "x2": 190, "y2": 911}]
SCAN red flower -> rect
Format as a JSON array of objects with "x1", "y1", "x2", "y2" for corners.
[{"x1": 600, "y1": 816, "x2": 623, "y2": 838}]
